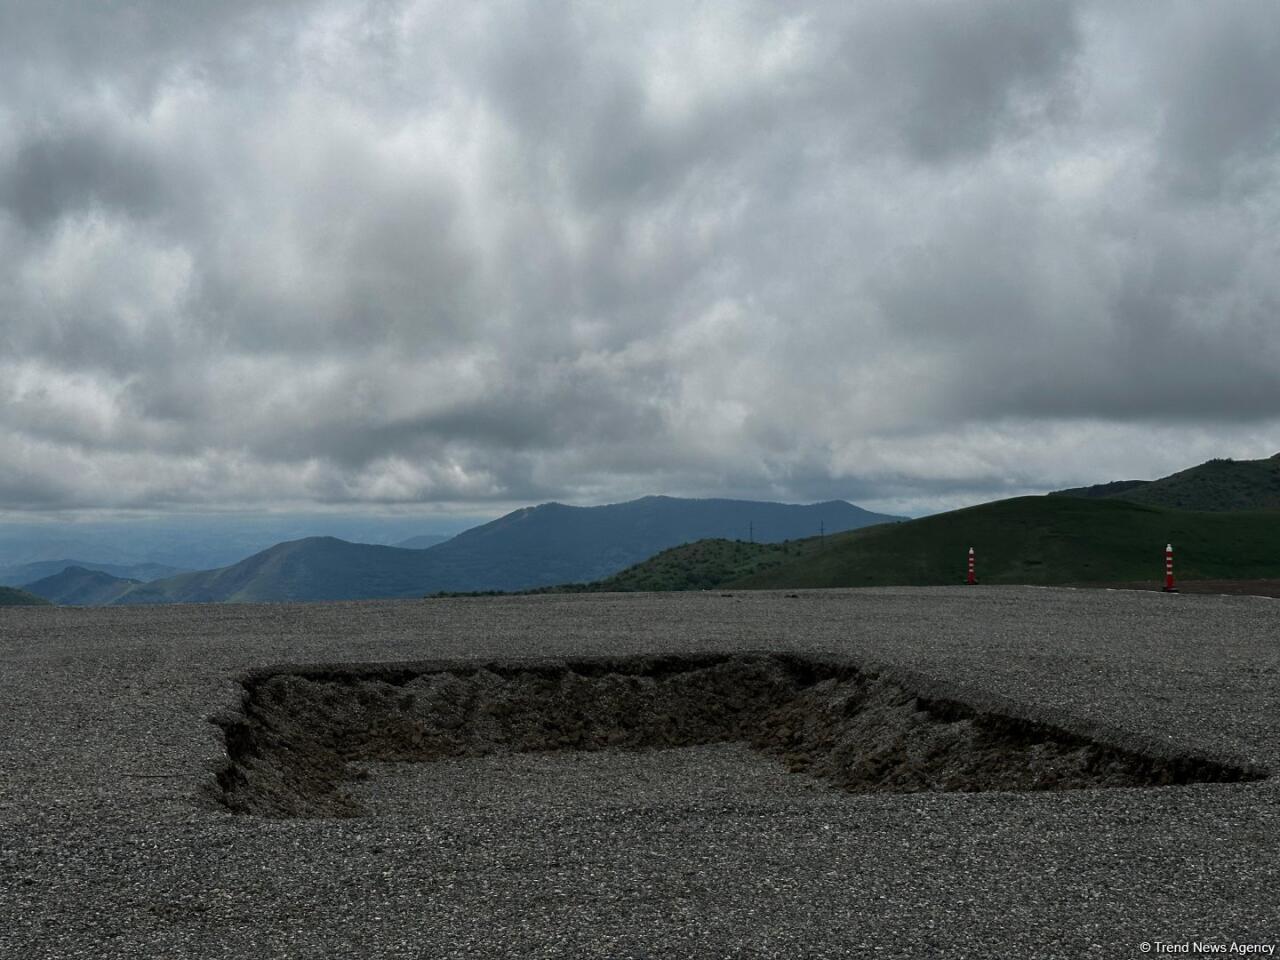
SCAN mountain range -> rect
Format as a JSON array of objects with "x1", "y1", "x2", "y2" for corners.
[
  {"x1": 18, "y1": 455, "x2": 1274, "y2": 606},
  {"x1": 18, "y1": 496, "x2": 901, "y2": 605},
  {"x1": 0, "y1": 516, "x2": 475, "y2": 572},
  {"x1": 0, "y1": 559, "x2": 183, "y2": 587},
  {"x1": 21, "y1": 567, "x2": 142, "y2": 606},
  {"x1": 550, "y1": 456, "x2": 1280, "y2": 592}
]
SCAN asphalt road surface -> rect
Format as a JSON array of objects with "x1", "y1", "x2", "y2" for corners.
[{"x1": 1, "y1": 586, "x2": 1276, "y2": 959}]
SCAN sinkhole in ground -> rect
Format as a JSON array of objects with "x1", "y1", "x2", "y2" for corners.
[{"x1": 212, "y1": 653, "x2": 1263, "y2": 818}]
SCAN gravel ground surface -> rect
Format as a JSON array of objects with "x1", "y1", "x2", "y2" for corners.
[
  {"x1": 1075, "y1": 580, "x2": 1280, "y2": 599},
  {"x1": 0, "y1": 586, "x2": 1277, "y2": 959}
]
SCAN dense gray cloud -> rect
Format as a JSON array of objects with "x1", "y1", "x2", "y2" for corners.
[{"x1": 2, "y1": 0, "x2": 1279, "y2": 519}]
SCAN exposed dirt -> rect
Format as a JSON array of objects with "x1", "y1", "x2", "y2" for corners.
[{"x1": 212, "y1": 653, "x2": 1263, "y2": 818}]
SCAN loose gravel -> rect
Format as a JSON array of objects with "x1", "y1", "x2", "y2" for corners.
[{"x1": 1, "y1": 586, "x2": 1277, "y2": 958}]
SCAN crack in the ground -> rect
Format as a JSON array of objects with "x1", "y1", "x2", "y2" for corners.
[{"x1": 209, "y1": 653, "x2": 1266, "y2": 818}]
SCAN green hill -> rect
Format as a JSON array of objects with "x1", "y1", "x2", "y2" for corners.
[
  {"x1": 0, "y1": 586, "x2": 53, "y2": 606},
  {"x1": 731, "y1": 496, "x2": 1280, "y2": 589},
  {"x1": 1052, "y1": 454, "x2": 1280, "y2": 511},
  {"x1": 531, "y1": 537, "x2": 832, "y2": 593},
  {"x1": 533, "y1": 456, "x2": 1280, "y2": 596}
]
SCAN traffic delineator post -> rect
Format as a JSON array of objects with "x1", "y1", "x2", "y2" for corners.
[
  {"x1": 966, "y1": 547, "x2": 976, "y2": 585},
  {"x1": 1162, "y1": 543, "x2": 1178, "y2": 593}
]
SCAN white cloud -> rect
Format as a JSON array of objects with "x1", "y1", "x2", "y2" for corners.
[{"x1": 1, "y1": 0, "x2": 1278, "y2": 518}]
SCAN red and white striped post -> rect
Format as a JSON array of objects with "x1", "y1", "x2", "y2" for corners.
[
  {"x1": 966, "y1": 546, "x2": 976, "y2": 585},
  {"x1": 1162, "y1": 543, "x2": 1177, "y2": 593}
]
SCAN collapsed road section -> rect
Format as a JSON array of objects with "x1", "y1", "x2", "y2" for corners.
[{"x1": 210, "y1": 653, "x2": 1264, "y2": 817}]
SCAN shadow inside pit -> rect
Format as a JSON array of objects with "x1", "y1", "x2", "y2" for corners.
[{"x1": 210, "y1": 652, "x2": 1266, "y2": 818}]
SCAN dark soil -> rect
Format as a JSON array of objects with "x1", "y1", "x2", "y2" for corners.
[{"x1": 213, "y1": 653, "x2": 1262, "y2": 818}]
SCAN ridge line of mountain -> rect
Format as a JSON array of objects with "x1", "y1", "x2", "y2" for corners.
[
  {"x1": 18, "y1": 455, "x2": 1280, "y2": 606},
  {"x1": 20, "y1": 495, "x2": 900, "y2": 605}
]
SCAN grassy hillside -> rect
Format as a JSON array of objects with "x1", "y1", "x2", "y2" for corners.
[
  {"x1": 1053, "y1": 454, "x2": 1280, "y2": 511},
  {"x1": 1117, "y1": 456, "x2": 1280, "y2": 511},
  {"x1": 0, "y1": 586, "x2": 53, "y2": 606},
  {"x1": 532, "y1": 537, "x2": 829, "y2": 593},
  {"x1": 731, "y1": 496, "x2": 1280, "y2": 589}
]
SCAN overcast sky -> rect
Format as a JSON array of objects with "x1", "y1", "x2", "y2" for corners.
[{"x1": 2, "y1": 0, "x2": 1279, "y2": 521}]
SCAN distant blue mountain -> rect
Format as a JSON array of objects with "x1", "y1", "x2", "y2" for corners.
[
  {"x1": 394, "y1": 533, "x2": 453, "y2": 550},
  {"x1": 22, "y1": 567, "x2": 140, "y2": 606},
  {"x1": 112, "y1": 496, "x2": 904, "y2": 604},
  {"x1": 0, "y1": 559, "x2": 184, "y2": 587}
]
